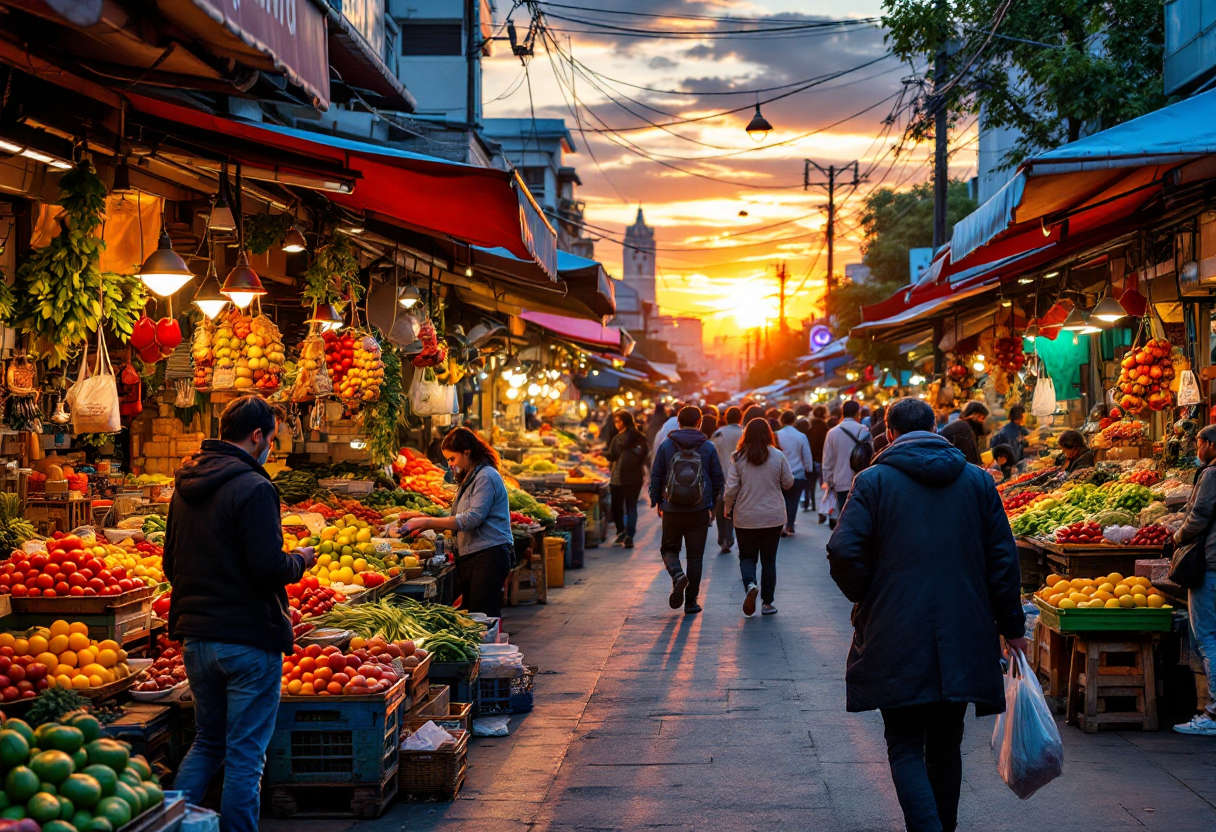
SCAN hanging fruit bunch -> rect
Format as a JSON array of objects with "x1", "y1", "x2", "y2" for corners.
[
  {"x1": 945, "y1": 353, "x2": 977, "y2": 391},
  {"x1": 1117, "y1": 337, "x2": 1175, "y2": 413},
  {"x1": 248, "y1": 314, "x2": 286, "y2": 392},
  {"x1": 192, "y1": 318, "x2": 215, "y2": 389},
  {"x1": 338, "y1": 332, "x2": 385, "y2": 403},
  {"x1": 227, "y1": 310, "x2": 256, "y2": 390},
  {"x1": 322, "y1": 328, "x2": 356, "y2": 389},
  {"x1": 412, "y1": 319, "x2": 448, "y2": 368},
  {"x1": 993, "y1": 336, "x2": 1026, "y2": 373},
  {"x1": 292, "y1": 334, "x2": 327, "y2": 401}
]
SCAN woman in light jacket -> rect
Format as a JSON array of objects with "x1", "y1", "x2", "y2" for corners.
[
  {"x1": 405, "y1": 427, "x2": 513, "y2": 617},
  {"x1": 724, "y1": 418, "x2": 794, "y2": 616}
]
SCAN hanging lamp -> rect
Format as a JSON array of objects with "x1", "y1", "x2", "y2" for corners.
[
  {"x1": 208, "y1": 162, "x2": 236, "y2": 233},
  {"x1": 307, "y1": 302, "x2": 344, "y2": 332},
  {"x1": 745, "y1": 103, "x2": 772, "y2": 142},
  {"x1": 1090, "y1": 295, "x2": 1126, "y2": 323},
  {"x1": 1059, "y1": 304, "x2": 1090, "y2": 332},
  {"x1": 138, "y1": 206, "x2": 195, "y2": 297},
  {"x1": 281, "y1": 226, "x2": 307, "y2": 253},
  {"x1": 192, "y1": 256, "x2": 229, "y2": 319},
  {"x1": 219, "y1": 162, "x2": 266, "y2": 309},
  {"x1": 397, "y1": 284, "x2": 421, "y2": 309}
]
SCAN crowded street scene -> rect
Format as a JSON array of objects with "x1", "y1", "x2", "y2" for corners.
[{"x1": 0, "y1": 0, "x2": 1212, "y2": 830}]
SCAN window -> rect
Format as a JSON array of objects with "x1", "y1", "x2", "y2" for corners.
[
  {"x1": 400, "y1": 22, "x2": 463, "y2": 56},
  {"x1": 521, "y1": 167, "x2": 546, "y2": 200}
]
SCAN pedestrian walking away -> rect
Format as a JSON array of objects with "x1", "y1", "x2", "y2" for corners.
[
  {"x1": 807, "y1": 405, "x2": 830, "y2": 521},
  {"x1": 649, "y1": 406, "x2": 725, "y2": 615},
  {"x1": 711, "y1": 406, "x2": 744, "y2": 554},
  {"x1": 653, "y1": 402, "x2": 683, "y2": 453},
  {"x1": 821, "y1": 400, "x2": 869, "y2": 529},
  {"x1": 794, "y1": 417, "x2": 817, "y2": 513},
  {"x1": 826, "y1": 397, "x2": 1026, "y2": 832},
  {"x1": 164, "y1": 396, "x2": 318, "y2": 832},
  {"x1": 724, "y1": 418, "x2": 793, "y2": 616},
  {"x1": 938, "y1": 400, "x2": 989, "y2": 466},
  {"x1": 775, "y1": 410, "x2": 814, "y2": 535},
  {"x1": 605, "y1": 409, "x2": 649, "y2": 549},
  {"x1": 405, "y1": 427, "x2": 515, "y2": 617},
  {"x1": 1170, "y1": 423, "x2": 1216, "y2": 736}
]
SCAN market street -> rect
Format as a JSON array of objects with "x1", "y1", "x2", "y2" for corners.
[{"x1": 274, "y1": 512, "x2": 1216, "y2": 832}]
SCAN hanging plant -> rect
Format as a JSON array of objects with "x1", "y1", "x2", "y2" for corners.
[
  {"x1": 75, "y1": 433, "x2": 112, "y2": 450},
  {"x1": 14, "y1": 158, "x2": 148, "y2": 366},
  {"x1": 302, "y1": 233, "x2": 363, "y2": 308},
  {"x1": 0, "y1": 266, "x2": 16, "y2": 323},
  {"x1": 243, "y1": 213, "x2": 295, "y2": 256},
  {"x1": 362, "y1": 339, "x2": 403, "y2": 467}
]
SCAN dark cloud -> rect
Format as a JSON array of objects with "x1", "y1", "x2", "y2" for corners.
[{"x1": 648, "y1": 56, "x2": 678, "y2": 70}]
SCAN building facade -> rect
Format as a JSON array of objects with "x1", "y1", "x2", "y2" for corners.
[{"x1": 623, "y1": 208, "x2": 656, "y2": 308}]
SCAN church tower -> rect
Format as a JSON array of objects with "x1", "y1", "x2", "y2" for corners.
[{"x1": 623, "y1": 207, "x2": 656, "y2": 307}]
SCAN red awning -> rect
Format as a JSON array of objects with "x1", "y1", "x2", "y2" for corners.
[
  {"x1": 521, "y1": 311, "x2": 624, "y2": 351},
  {"x1": 128, "y1": 94, "x2": 556, "y2": 277}
]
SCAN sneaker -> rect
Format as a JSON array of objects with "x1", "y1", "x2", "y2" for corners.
[
  {"x1": 684, "y1": 602, "x2": 702, "y2": 615},
  {"x1": 818, "y1": 513, "x2": 827, "y2": 525},
  {"x1": 612, "y1": 532, "x2": 626, "y2": 546},
  {"x1": 743, "y1": 583, "x2": 759, "y2": 616},
  {"x1": 669, "y1": 573, "x2": 689, "y2": 610},
  {"x1": 762, "y1": 604, "x2": 778, "y2": 616},
  {"x1": 623, "y1": 536, "x2": 634, "y2": 549},
  {"x1": 1173, "y1": 713, "x2": 1216, "y2": 736},
  {"x1": 786, "y1": 526, "x2": 796, "y2": 536}
]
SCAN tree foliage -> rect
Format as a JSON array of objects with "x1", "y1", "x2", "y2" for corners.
[{"x1": 882, "y1": 0, "x2": 1166, "y2": 170}]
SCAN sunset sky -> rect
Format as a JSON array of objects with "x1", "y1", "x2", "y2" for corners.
[{"x1": 482, "y1": 0, "x2": 979, "y2": 340}]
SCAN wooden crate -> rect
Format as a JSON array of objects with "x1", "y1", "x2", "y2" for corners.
[
  {"x1": 398, "y1": 728, "x2": 468, "y2": 801},
  {"x1": 24, "y1": 498, "x2": 91, "y2": 535}
]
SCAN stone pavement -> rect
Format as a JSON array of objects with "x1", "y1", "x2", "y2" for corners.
[{"x1": 270, "y1": 510, "x2": 1216, "y2": 832}]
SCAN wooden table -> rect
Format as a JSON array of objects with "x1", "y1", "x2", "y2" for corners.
[{"x1": 1015, "y1": 537, "x2": 1164, "y2": 580}]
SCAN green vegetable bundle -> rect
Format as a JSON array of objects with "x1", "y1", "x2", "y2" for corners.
[
  {"x1": 274, "y1": 470, "x2": 319, "y2": 504},
  {"x1": 311, "y1": 595, "x2": 484, "y2": 646}
]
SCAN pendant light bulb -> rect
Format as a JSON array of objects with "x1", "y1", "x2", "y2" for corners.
[
  {"x1": 208, "y1": 197, "x2": 236, "y2": 234},
  {"x1": 1091, "y1": 295, "x2": 1126, "y2": 323},
  {"x1": 745, "y1": 104, "x2": 773, "y2": 142},
  {"x1": 220, "y1": 250, "x2": 266, "y2": 309},
  {"x1": 192, "y1": 260, "x2": 229, "y2": 319},
  {"x1": 281, "y1": 226, "x2": 307, "y2": 253},
  {"x1": 397, "y1": 285, "x2": 421, "y2": 309},
  {"x1": 1059, "y1": 305, "x2": 1090, "y2": 332},
  {"x1": 138, "y1": 227, "x2": 195, "y2": 297},
  {"x1": 307, "y1": 302, "x2": 345, "y2": 332}
]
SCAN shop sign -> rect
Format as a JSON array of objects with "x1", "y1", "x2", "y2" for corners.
[{"x1": 191, "y1": 0, "x2": 330, "y2": 108}]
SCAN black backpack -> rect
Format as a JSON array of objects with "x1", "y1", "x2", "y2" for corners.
[
  {"x1": 845, "y1": 426, "x2": 874, "y2": 473},
  {"x1": 664, "y1": 441, "x2": 706, "y2": 507}
]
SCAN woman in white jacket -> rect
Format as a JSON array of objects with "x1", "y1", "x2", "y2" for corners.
[{"x1": 724, "y1": 419, "x2": 794, "y2": 616}]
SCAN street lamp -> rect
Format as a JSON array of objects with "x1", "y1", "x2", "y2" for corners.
[{"x1": 745, "y1": 104, "x2": 772, "y2": 142}]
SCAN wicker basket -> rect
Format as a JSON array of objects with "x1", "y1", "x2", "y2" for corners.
[{"x1": 398, "y1": 728, "x2": 467, "y2": 799}]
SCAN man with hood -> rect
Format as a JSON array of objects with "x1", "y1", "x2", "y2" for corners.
[
  {"x1": 164, "y1": 396, "x2": 317, "y2": 832},
  {"x1": 650, "y1": 405, "x2": 725, "y2": 614},
  {"x1": 939, "y1": 400, "x2": 989, "y2": 465},
  {"x1": 827, "y1": 397, "x2": 1026, "y2": 832}
]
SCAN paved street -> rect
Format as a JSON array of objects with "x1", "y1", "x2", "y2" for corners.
[{"x1": 281, "y1": 511, "x2": 1216, "y2": 832}]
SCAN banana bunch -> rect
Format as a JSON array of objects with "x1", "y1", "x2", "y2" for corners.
[{"x1": 435, "y1": 354, "x2": 466, "y2": 386}]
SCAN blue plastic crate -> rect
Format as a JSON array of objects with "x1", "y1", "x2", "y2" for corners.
[
  {"x1": 476, "y1": 666, "x2": 536, "y2": 715},
  {"x1": 265, "y1": 679, "x2": 406, "y2": 786}
]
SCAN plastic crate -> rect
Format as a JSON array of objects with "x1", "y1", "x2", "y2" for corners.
[
  {"x1": 1033, "y1": 597, "x2": 1174, "y2": 633},
  {"x1": 428, "y1": 659, "x2": 479, "y2": 712},
  {"x1": 476, "y1": 665, "x2": 536, "y2": 715},
  {"x1": 265, "y1": 679, "x2": 406, "y2": 786}
]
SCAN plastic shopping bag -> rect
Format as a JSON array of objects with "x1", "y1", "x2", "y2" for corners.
[{"x1": 991, "y1": 651, "x2": 1063, "y2": 799}]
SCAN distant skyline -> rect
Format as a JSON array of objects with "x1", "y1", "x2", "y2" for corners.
[{"x1": 483, "y1": 1, "x2": 977, "y2": 339}]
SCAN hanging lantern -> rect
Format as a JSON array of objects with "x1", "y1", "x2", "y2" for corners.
[
  {"x1": 192, "y1": 259, "x2": 228, "y2": 319},
  {"x1": 220, "y1": 250, "x2": 266, "y2": 309},
  {"x1": 138, "y1": 227, "x2": 195, "y2": 297},
  {"x1": 307, "y1": 302, "x2": 344, "y2": 333},
  {"x1": 281, "y1": 226, "x2": 307, "y2": 253}
]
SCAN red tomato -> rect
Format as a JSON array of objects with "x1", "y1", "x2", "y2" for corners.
[
  {"x1": 0, "y1": 687, "x2": 17, "y2": 702},
  {"x1": 60, "y1": 562, "x2": 76, "y2": 575},
  {"x1": 97, "y1": 570, "x2": 113, "y2": 582},
  {"x1": 79, "y1": 568, "x2": 93, "y2": 580},
  {"x1": 67, "y1": 573, "x2": 86, "y2": 588},
  {"x1": 15, "y1": 561, "x2": 29, "y2": 575},
  {"x1": 24, "y1": 588, "x2": 38, "y2": 597},
  {"x1": 54, "y1": 582, "x2": 69, "y2": 596},
  {"x1": 87, "y1": 578, "x2": 105, "y2": 591},
  {"x1": 303, "y1": 576, "x2": 320, "y2": 591},
  {"x1": 117, "y1": 579, "x2": 134, "y2": 592},
  {"x1": 2, "y1": 564, "x2": 13, "y2": 575},
  {"x1": 85, "y1": 558, "x2": 105, "y2": 574},
  {"x1": 8, "y1": 665, "x2": 25, "y2": 683},
  {"x1": 46, "y1": 550, "x2": 65, "y2": 565},
  {"x1": 68, "y1": 587, "x2": 84, "y2": 597},
  {"x1": 34, "y1": 575, "x2": 53, "y2": 590},
  {"x1": 43, "y1": 563, "x2": 59, "y2": 577},
  {"x1": 14, "y1": 680, "x2": 31, "y2": 694},
  {"x1": 82, "y1": 588, "x2": 97, "y2": 596},
  {"x1": 28, "y1": 554, "x2": 46, "y2": 570},
  {"x1": 111, "y1": 567, "x2": 126, "y2": 580},
  {"x1": 304, "y1": 645, "x2": 322, "y2": 659},
  {"x1": 57, "y1": 534, "x2": 84, "y2": 551},
  {"x1": 41, "y1": 590, "x2": 56, "y2": 598}
]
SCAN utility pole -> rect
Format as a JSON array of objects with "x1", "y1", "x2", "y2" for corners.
[
  {"x1": 776, "y1": 261, "x2": 788, "y2": 334},
  {"x1": 932, "y1": 0, "x2": 949, "y2": 251},
  {"x1": 805, "y1": 160, "x2": 864, "y2": 305}
]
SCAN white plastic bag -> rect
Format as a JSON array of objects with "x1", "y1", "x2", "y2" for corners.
[
  {"x1": 402, "y1": 720, "x2": 455, "y2": 750},
  {"x1": 67, "y1": 326, "x2": 120, "y2": 435},
  {"x1": 1030, "y1": 373, "x2": 1056, "y2": 418},
  {"x1": 472, "y1": 715, "x2": 510, "y2": 737},
  {"x1": 991, "y1": 651, "x2": 1063, "y2": 799},
  {"x1": 1177, "y1": 369, "x2": 1201, "y2": 406},
  {"x1": 409, "y1": 368, "x2": 456, "y2": 416}
]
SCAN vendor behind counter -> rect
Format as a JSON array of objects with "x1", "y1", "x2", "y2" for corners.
[{"x1": 1057, "y1": 429, "x2": 1096, "y2": 473}]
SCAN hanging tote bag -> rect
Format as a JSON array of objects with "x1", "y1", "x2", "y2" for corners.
[
  {"x1": 66, "y1": 327, "x2": 121, "y2": 435},
  {"x1": 1030, "y1": 357, "x2": 1056, "y2": 418},
  {"x1": 409, "y1": 368, "x2": 456, "y2": 417}
]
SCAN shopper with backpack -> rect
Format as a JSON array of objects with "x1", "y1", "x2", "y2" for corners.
[
  {"x1": 649, "y1": 406, "x2": 726, "y2": 615},
  {"x1": 822, "y1": 400, "x2": 872, "y2": 529}
]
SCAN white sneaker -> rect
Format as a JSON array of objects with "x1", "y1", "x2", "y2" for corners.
[
  {"x1": 743, "y1": 583, "x2": 759, "y2": 616},
  {"x1": 1173, "y1": 714, "x2": 1216, "y2": 736}
]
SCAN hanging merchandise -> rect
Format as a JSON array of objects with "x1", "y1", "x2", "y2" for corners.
[
  {"x1": 248, "y1": 314, "x2": 286, "y2": 392},
  {"x1": 293, "y1": 333, "x2": 326, "y2": 401},
  {"x1": 4, "y1": 357, "x2": 38, "y2": 432},
  {"x1": 174, "y1": 378, "x2": 196, "y2": 409},
  {"x1": 117, "y1": 361, "x2": 143, "y2": 418},
  {"x1": 409, "y1": 367, "x2": 456, "y2": 416},
  {"x1": 309, "y1": 399, "x2": 326, "y2": 432},
  {"x1": 322, "y1": 328, "x2": 357, "y2": 390},
  {"x1": 1115, "y1": 336, "x2": 1175, "y2": 414},
  {"x1": 192, "y1": 317, "x2": 215, "y2": 389},
  {"x1": 337, "y1": 332, "x2": 385, "y2": 404},
  {"x1": 1030, "y1": 357, "x2": 1056, "y2": 418},
  {"x1": 1177, "y1": 369, "x2": 1201, "y2": 406},
  {"x1": 66, "y1": 326, "x2": 120, "y2": 435},
  {"x1": 412, "y1": 318, "x2": 448, "y2": 368}
]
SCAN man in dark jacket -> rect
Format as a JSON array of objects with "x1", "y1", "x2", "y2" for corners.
[
  {"x1": 605, "y1": 410, "x2": 649, "y2": 549},
  {"x1": 649, "y1": 406, "x2": 725, "y2": 615},
  {"x1": 807, "y1": 406, "x2": 830, "y2": 521},
  {"x1": 165, "y1": 396, "x2": 317, "y2": 832},
  {"x1": 939, "y1": 400, "x2": 989, "y2": 465},
  {"x1": 827, "y1": 397, "x2": 1026, "y2": 832}
]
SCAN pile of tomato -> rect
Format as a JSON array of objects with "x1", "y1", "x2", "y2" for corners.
[
  {"x1": 286, "y1": 576, "x2": 346, "y2": 617},
  {"x1": 0, "y1": 535, "x2": 144, "y2": 598}
]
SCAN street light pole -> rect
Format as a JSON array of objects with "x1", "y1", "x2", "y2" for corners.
[{"x1": 805, "y1": 160, "x2": 864, "y2": 303}]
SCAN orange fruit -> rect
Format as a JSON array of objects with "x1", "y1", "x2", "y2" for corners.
[
  {"x1": 1097, "y1": 582, "x2": 1115, "y2": 593},
  {"x1": 59, "y1": 651, "x2": 77, "y2": 669},
  {"x1": 287, "y1": 679, "x2": 303, "y2": 695},
  {"x1": 1104, "y1": 598, "x2": 1121, "y2": 609},
  {"x1": 35, "y1": 652, "x2": 59, "y2": 670},
  {"x1": 1148, "y1": 595, "x2": 1165, "y2": 608},
  {"x1": 12, "y1": 639, "x2": 29, "y2": 657},
  {"x1": 48, "y1": 621, "x2": 70, "y2": 638},
  {"x1": 299, "y1": 683, "x2": 315, "y2": 696},
  {"x1": 298, "y1": 657, "x2": 316, "y2": 672},
  {"x1": 71, "y1": 675, "x2": 90, "y2": 690},
  {"x1": 67, "y1": 633, "x2": 90, "y2": 652},
  {"x1": 1068, "y1": 592, "x2": 1088, "y2": 604},
  {"x1": 68, "y1": 622, "x2": 88, "y2": 636},
  {"x1": 96, "y1": 649, "x2": 118, "y2": 669},
  {"x1": 1119, "y1": 595, "x2": 1136, "y2": 609},
  {"x1": 1114, "y1": 585, "x2": 1131, "y2": 597},
  {"x1": 326, "y1": 682, "x2": 343, "y2": 695},
  {"x1": 1093, "y1": 591, "x2": 1114, "y2": 602},
  {"x1": 1045, "y1": 574, "x2": 1064, "y2": 587},
  {"x1": 1107, "y1": 573, "x2": 1125, "y2": 585}
]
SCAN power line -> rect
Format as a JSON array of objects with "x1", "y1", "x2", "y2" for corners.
[{"x1": 536, "y1": 2, "x2": 880, "y2": 27}]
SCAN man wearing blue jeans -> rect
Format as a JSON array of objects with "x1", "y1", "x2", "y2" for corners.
[
  {"x1": 164, "y1": 397, "x2": 317, "y2": 830},
  {"x1": 1172, "y1": 424, "x2": 1216, "y2": 735}
]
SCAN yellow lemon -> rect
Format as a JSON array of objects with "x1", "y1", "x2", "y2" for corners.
[
  {"x1": 1093, "y1": 591, "x2": 1114, "y2": 602},
  {"x1": 337, "y1": 567, "x2": 355, "y2": 584},
  {"x1": 71, "y1": 675, "x2": 90, "y2": 691},
  {"x1": 47, "y1": 635, "x2": 69, "y2": 655},
  {"x1": 1068, "y1": 592, "x2": 1088, "y2": 604},
  {"x1": 1104, "y1": 598, "x2": 1122, "y2": 609},
  {"x1": 55, "y1": 675, "x2": 72, "y2": 690},
  {"x1": 1119, "y1": 595, "x2": 1136, "y2": 608},
  {"x1": 1114, "y1": 584, "x2": 1132, "y2": 597},
  {"x1": 1047, "y1": 594, "x2": 1065, "y2": 607},
  {"x1": 48, "y1": 621, "x2": 70, "y2": 639},
  {"x1": 355, "y1": 528, "x2": 372, "y2": 544},
  {"x1": 1107, "y1": 572, "x2": 1125, "y2": 585},
  {"x1": 1045, "y1": 574, "x2": 1064, "y2": 587},
  {"x1": 88, "y1": 675, "x2": 104, "y2": 688},
  {"x1": 339, "y1": 555, "x2": 354, "y2": 568},
  {"x1": 1148, "y1": 595, "x2": 1165, "y2": 608},
  {"x1": 1133, "y1": 594, "x2": 1148, "y2": 607},
  {"x1": 1052, "y1": 581, "x2": 1072, "y2": 594},
  {"x1": 353, "y1": 573, "x2": 365, "y2": 587},
  {"x1": 1058, "y1": 598, "x2": 1078, "y2": 609},
  {"x1": 27, "y1": 636, "x2": 48, "y2": 655},
  {"x1": 1097, "y1": 582, "x2": 1115, "y2": 593},
  {"x1": 320, "y1": 527, "x2": 338, "y2": 541}
]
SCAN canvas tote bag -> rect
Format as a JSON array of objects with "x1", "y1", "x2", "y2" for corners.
[{"x1": 66, "y1": 326, "x2": 121, "y2": 435}]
